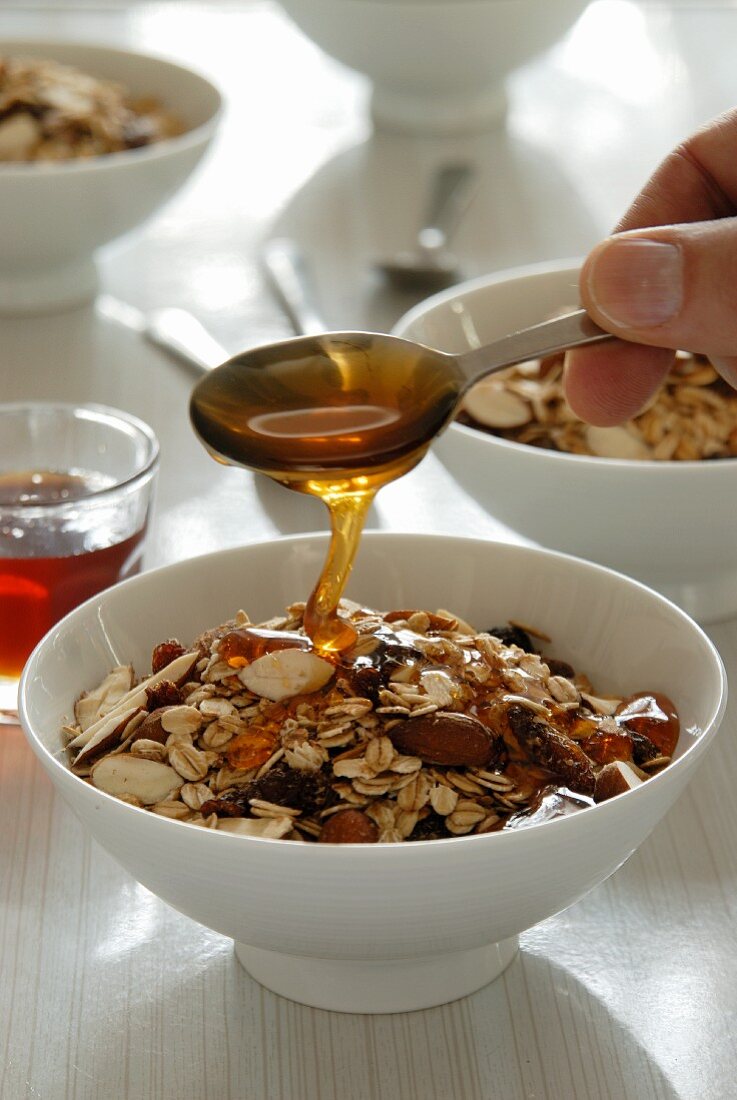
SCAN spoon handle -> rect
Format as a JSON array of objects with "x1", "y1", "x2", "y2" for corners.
[
  {"x1": 455, "y1": 308, "x2": 612, "y2": 388},
  {"x1": 418, "y1": 164, "x2": 475, "y2": 252},
  {"x1": 261, "y1": 238, "x2": 327, "y2": 336},
  {"x1": 145, "y1": 308, "x2": 229, "y2": 372}
]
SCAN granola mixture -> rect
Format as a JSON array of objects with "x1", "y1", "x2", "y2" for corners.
[
  {"x1": 0, "y1": 55, "x2": 182, "y2": 162},
  {"x1": 459, "y1": 349, "x2": 737, "y2": 461},
  {"x1": 64, "y1": 602, "x2": 680, "y2": 842}
]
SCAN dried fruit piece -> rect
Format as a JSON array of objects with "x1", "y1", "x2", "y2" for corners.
[
  {"x1": 387, "y1": 712, "x2": 497, "y2": 767},
  {"x1": 319, "y1": 809, "x2": 379, "y2": 844},
  {"x1": 507, "y1": 704, "x2": 595, "y2": 795},
  {"x1": 90, "y1": 754, "x2": 182, "y2": 805},
  {"x1": 488, "y1": 624, "x2": 535, "y2": 652},
  {"x1": 145, "y1": 680, "x2": 182, "y2": 710},
  {"x1": 615, "y1": 692, "x2": 679, "y2": 757},
  {"x1": 238, "y1": 648, "x2": 335, "y2": 701},
  {"x1": 151, "y1": 640, "x2": 186, "y2": 674},
  {"x1": 202, "y1": 760, "x2": 333, "y2": 819},
  {"x1": 594, "y1": 760, "x2": 644, "y2": 803}
]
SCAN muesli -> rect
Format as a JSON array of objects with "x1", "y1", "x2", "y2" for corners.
[
  {"x1": 0, "y1": 55, "x2": 182, "y2": 162},
  {"x1": 64, "y1": 602, "x2": 680, "y2": 842},
  {"x1": 460, "y1": 349, "x2": 737, "y2": 461}
]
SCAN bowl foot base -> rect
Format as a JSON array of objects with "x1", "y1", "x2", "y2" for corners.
[
  {"x1": 0, "y1": 257, "x2": 98, "y2": 315},
  {"x1": 370, "y1": 83, "x2": 508, "y2": 135},
  {"x1": 234, "y1": 935, "x2": 519, "y2": 1013},
  {"x1": 648, "y1": 567, "x2": 737, "y2": 625}
]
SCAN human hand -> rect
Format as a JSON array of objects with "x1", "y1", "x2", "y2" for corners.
[{"x1": 564, "y1": 108, "x2": 737, "y2": 426}]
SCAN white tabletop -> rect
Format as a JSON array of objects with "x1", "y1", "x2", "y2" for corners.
[{"x1": 1, "y1": 3, "x2": 737, "y2": 1098}]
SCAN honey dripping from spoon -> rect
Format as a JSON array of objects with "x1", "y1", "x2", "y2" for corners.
[
  {"x1": 190, "y1": 316, "x2": 612, "y2": 654},
  {"x1": 190, "y1": 333, "x2": 462, "y2": 653}
]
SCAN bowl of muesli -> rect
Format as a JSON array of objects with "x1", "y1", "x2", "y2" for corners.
[
  {"x1": 394, "y1": 260, "x2": 737, "y2": 624},
  {"x1": 18, "y1": 533, "x2": 726, "y2": 1012},
  {"x1": 0, "y1": 41, "x2": 221, "y2": 313}
]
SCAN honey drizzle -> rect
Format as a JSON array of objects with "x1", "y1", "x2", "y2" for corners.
[{"x1": 190, "y1": 334, "x2": 456, "y2": 653}]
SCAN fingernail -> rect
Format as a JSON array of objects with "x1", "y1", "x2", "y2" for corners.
[{"x1": 586, "y1": 238, "x2": 683, "y2": 328}]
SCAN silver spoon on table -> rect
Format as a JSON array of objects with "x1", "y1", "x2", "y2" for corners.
[{"x1": 376, "y1": 163, "x2": 475, "y2": 292}]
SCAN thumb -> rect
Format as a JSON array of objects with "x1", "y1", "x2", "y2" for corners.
[{"x1": 579, "y1": 220, "x2": 737, "y2": 387}]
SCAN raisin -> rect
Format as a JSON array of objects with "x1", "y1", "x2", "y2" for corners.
[
  {"x1": 488, "y1": 624, "x2": 536, "y2": 652},
  {"x1": 507, "y1": 704, "x2": 595, "y2": 796},
  {"x1": 407, "y1": 810, "x2": 450, "y2": 841},
  {"x1": 145, "y1": 680, "x2": 182, "y2": 711},
  {"x1": 546, "y1": 658, "x2": 576, "y2": 679},
  {"x1": 203, "y1": 760, "x2": 334, "y2": 819},
  {"x1": 151, "y1": 639, "x2": 186, "y2": 674}
]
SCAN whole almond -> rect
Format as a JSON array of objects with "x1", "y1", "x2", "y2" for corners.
[
  {"x1": 387, "y1": 712, "x2": 497, "y2": 768},
  {"x1": 319, "y1": 809, "x2": 379, "y2": 844}
]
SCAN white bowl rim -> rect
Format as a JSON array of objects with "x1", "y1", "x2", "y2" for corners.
[
  {"x1": 0, "y1": 37, "x2": 223, "y2": 175},
  {"x1": 18, "y1": 531, "x2": 728, "y2": 853},
  {"x1": 395, "y1": 257, "x2": 737, "y2": 473}
]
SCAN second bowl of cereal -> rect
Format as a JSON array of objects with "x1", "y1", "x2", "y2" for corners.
[
  {"x1": 0, "y1": 40, "x2": 221, "y2": 313},
  {"x1": 18, "y1": 533, "x2": 726, "y2": 1012},
  {"x1": 394, "y1": 260, "x2": 737, "y2": 624}
]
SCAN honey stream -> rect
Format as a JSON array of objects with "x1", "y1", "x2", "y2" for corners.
[{"x1": 190, "y1": 333, "x2": 463, "y2": 652}]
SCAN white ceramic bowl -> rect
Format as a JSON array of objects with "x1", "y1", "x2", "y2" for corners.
[
  {"x1": 0, "y1": 40, "x2": 222, "y2": 314},
  {"x1": 277, "y1": 0, "x2": 588, "y2": 133},
  {"x1": 19, "y1": 533, "x2": 725, "y2": 1013},
  {"x1": 394, "y1": 260, "x2": 737, "y2": 625}
]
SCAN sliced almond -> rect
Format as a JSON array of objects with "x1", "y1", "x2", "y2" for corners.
[
  {"x1": 68, "y1": 650, "x2": 199, "y2": 751},
  {"x1": 90, "y1": 754, "x2": 183, "y2": 805},
  {"x1": 585, "y1": 425, "x2": 650, "y2": 460},
  {"x1": 74, "y1": 665, "x2": 134, "y2": 731},
  {"x1": 464, "y1": 382, "x2": 532, "y2": 429},
  {"x1": 594, "y1": 760, "x2": 643, "y2": 803},
  {"x1": 238, "y1": 648, "x2": 334, "y2": 701},
  {"x1": 71, "y1": 705, "x2": 142, "y2": 772}
]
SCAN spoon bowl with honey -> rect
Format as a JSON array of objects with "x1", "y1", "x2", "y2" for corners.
[{"x1": 190, "y1": 311, "x2": 611, "y2": 652}]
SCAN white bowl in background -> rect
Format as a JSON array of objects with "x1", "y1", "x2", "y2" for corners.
[
  {"x1": 19, "y1": 533, "x2": 726, "y2": 1013},
  {"x1": 0, "y1": 40, "x2": 222, "y2": 314},
  {"x1": 276, "y1": 0, "x2": 588, "y2": 133},
  {"x1": 394, "y1": 260, "x2": 737, "y2": 624}
]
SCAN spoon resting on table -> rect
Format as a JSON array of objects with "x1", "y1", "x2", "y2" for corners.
[
  {"x1": 189, "y1": 310, "x2": 612, "y2": 651},
  {"x1": 375, "y1": 163, "x2": 475, "y2": 292}
]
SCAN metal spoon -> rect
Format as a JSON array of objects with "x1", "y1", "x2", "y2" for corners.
[
  {"x1": 144, "y1": 307, "x2": 229, "y2": 371},
  {"x1": 190, "y1": 310, "x2": 612, "y2": 472},
  {"x1": 261, "y1": 237, "x2": 327, "y2": 336},
  {"x1": 376, "y1": 163, "x2": 475, "y2": 292}
]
